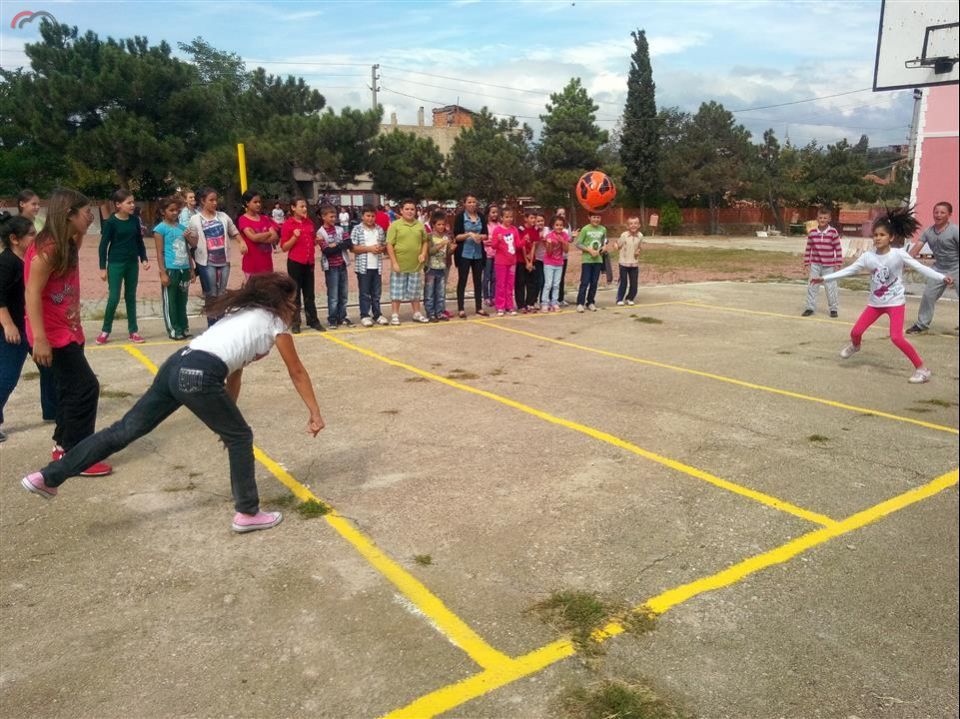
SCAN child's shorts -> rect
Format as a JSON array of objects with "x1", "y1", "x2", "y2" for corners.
[{"x1": 390, "y1": 271, "x2": 423, "y2": 302}]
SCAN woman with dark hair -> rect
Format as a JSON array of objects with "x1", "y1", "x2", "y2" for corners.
[
  {"x1": 453, "y1": 194, "x2": 488, "y2": 318},
  {"x1": 21, "y1": 272, "x2": 325, "y2": 534}
]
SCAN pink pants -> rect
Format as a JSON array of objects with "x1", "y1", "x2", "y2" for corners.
[
  {"x1": 850, "y1": 304, "x2": 923, "y2": 368},
  {"x1": 494, "y1": 264, "x2": 516, "y2": 311}
]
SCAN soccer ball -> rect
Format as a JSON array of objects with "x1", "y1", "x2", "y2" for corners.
[{"x1": 575, "y1": 171, "x2": 617, "y2": 213}]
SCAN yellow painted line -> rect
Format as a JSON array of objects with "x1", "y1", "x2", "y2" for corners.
[
  {"x1": 322, "y1": 334, "x2": 838, "y2": 527},
  {"x1": 120, "y1": 345, "x2": 510, "y2": 671},
  {"x1": 383, "y1": 468, "x2": 958, "y2": 718},
  {"x1": 479, "y1": 323, "x2": 959, "y2": 436}
]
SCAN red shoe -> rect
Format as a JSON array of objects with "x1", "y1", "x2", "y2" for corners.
[
  {"x1": 128, "y1": 332, "x2": 145, "y2": 344},
  {"x1": 51, "y1": 446, "x2": 112, "y2": 477}
]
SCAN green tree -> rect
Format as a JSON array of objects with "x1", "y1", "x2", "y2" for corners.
[
  {"x1": 660, "y1": 101, "x2": 753, "y2": 234},
  {"x1": 536, "y1": 78, "x2": 609, "y2": 209},
  {"x1": 798, "y1": 136, "x2": 873, "y2": 211},
  {"x1": 659, "y1": 200, "x2": 682, "y2": 235},
  {"x1": 619, "y1": 29, "x2": 659, "y2": 220},
  {"x1": 745, "y1": 129, "x2": 806, "y2": 232},
  {"x1": 370, "y1": 130, "x2": 446, "y2": 201},
  {"x1": 446, "y1": 108, "x2": 533, "y2": 202}
]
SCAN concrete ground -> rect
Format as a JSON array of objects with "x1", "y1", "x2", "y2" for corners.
[{"x1": 0, "y1": 281, "x2": 957, "y2": 719}]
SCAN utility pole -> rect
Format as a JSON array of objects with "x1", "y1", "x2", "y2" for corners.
[
  {"x1": 907, "y1": 88, "x2": 922, "y2": 162},
  {"x1": 371, "y1": 64, "x2": 380, "y2": 111}
]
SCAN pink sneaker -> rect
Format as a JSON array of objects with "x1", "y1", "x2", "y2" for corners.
[
  {"x1": 95, "y1": 332, "x2": 109, "y2": 345},
  {"x1": 21, "y1": 472, "x2": 57, "y2": 499},
  {"x1": 231, "y1": 511, "x2": 283, "y2": 533},
  {"x1": 128, "y1": 332, "x2": 145, "y2": 344}
]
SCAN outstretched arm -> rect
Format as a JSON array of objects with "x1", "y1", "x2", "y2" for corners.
[{"x1": 276, "y1": 334, "x2": 324, "y2": 435}]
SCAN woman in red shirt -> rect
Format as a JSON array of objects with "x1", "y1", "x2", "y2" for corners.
[{"x1": 280, "y1": 198, "x2": 323, "y2": 333}]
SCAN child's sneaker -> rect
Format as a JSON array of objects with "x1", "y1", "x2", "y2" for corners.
[
  {"x1": 801, "y1": 309, "x2": 814, "y2": 317},
  {"x1": 231, "y1": 511, "x2": 283, "y2": 533},
  {"x1": 375, "y1": 315, "x2": 389, "y2": 326},
  {"x1": 576, "y1": 304, "x2": 585, "y2": 313},
  {"x1": 839, "y1": 344, "x2": 860, "y2": 359},
  {"x1": 307, "y1": 321, "x2": 325, "y2": 332},
  {"x1": 361, "y1": 316, "x2": 374, "y2": 327},
  {"x1": 95, "y1": 332, "x2": 109, "y2": 345},
  {"x1": 128, "y1": 332, "x2": 145, "y2": 344},
  {"x1": 21, "y1": 472, "x2": 57, "y2": 499},
  {"x1": 509, "y1": 310, "x2": 518, "y2": 316},
  {"x1": 588, "y1": 304, "x2": 598, "y2": 312},
  {"x1": 80, "y1": 460, "x2": 113, "y2": 477},
  {"x1": 429, "y1": 316, "x2": 439, "y2": 323},
  {"x1": 0, "y1": 429, "x2": 6, "y2": 443},
  {"x1": 497, "y1": 310, "x2": 505, "y2": 317},
  {"x1": 389, "y1": 314, "x2": 401, "y2": 326},
  {"x1": 626, "y1": 300, "x2": 635, "y2": 306},
  {"x1": 438, "y1": 314, "x2": 450, "y2": 322},
  {"x1": 442, "y1": 310, "x2": 453, "y2": 319},
  {"x1": 616, "y1": 301, "x2": 624, "y2": 306},
  {"x1": 341, "y1": 318, "x2": 353, "y2": 327},
  {"x1": 908, "y1": 367, "x2": 932, "y2": 384},
  {"x1": 412, "y1": 313, "x2": 430, "y2": 323},
  {"x1": 830, "y1": 310, "x2": 838, "y2": 318}
]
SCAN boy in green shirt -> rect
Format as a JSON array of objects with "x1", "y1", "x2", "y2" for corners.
[
  {"x1": 386, "y1": 199, "x2": 429, "y2": 324},
  {"x1": 575, "y1": 212, "x2": 607, "y2": 312}
]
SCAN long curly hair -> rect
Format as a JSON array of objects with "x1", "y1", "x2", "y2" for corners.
[
  {"x1": 204, "y1": 272, "x2": 297, "y2": 323},
  {"x1": 873, "y1": 206, "x2": 920, "y2": 247}
]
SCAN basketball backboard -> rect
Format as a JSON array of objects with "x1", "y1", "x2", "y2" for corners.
[{"x1": 874, "y1": 0, "x2": 959, "y2": 91}]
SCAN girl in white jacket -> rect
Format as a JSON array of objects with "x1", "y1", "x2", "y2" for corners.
[
  {"x1": 188, "y1": 187, "x2": 240, "y2": 326},
  {"x1": 816, "y1": 207, "x2": 953, "y2": 384}
]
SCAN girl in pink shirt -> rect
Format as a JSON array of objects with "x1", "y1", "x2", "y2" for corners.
[
  {"x1": 237, "y1": 190, "x2": 278, "y2": 278},
  {"x1": 483, "y1": 204, "x2": 501, "y2": 307},
  {"x1": 540, "y1": 215, "x2": 570, "y2": 310},
  {"x1": 489, "y1": 208, "x2": 525, "y2": 315},
  {"x1": 25, "y1": 189, "x2": 112, "y2": 477}
]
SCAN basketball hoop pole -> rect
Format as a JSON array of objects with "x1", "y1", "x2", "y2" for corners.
[{"x1": 237, "y1": 143, "x2": 248, "y2": 193}]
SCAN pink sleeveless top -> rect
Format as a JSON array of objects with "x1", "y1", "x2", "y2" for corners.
[{"x1": 24, "y1": 238, "x2": 84, "y2": 348}]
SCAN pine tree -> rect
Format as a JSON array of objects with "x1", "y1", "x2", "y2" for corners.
[
  {"x1": 619, "y1": 29, "x2": 659, "y2": 221},
  {"x1": 447, "y1": 108, "x2": 533, "y2": 203},
  {"x1": 536, "y1": 78, "x2": 608, "y2": 211}
]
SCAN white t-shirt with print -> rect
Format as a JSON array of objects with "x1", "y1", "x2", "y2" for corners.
[
  {"x1": 189, "y1": 308, "x2": 289, "y2": 373},
  {"x1": 822, "y1": 249, "x2": 947, "y2": 308},
  {"x1": 361, "y1": 226, "x2": 381, "y2": 270}
]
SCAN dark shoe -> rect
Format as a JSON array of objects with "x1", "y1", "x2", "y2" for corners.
[
  {"x1": 307, "y1": 321, "x2": 325, "y2": 332},
  {"x1": 829, "y1": 310, "x2": 838, "y2": 318},
  {"x1": 292, "y1": 325, "x2": 302, "y2": 334},
  {"x1": 341, "y1": 318, "x2": 353, "y2": 327},
  {"x1": 905, "y1": 324, "x2": 925, "y2": 335},
  {"x1": 801, "y1": 309, "x2": 814, "y2": 317}
]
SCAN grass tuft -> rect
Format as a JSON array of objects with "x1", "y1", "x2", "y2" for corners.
[
  {"x1": 623, "y1": 606, "x2": 658, "y2": 635},
  {"x1": 100, "y1": 387, "x2": 133, "y2": 399},
  {"x1": 488, "y1": 368, "x2": 506, "y2": 376},
  {"x1": 380, "y1": 409, "x2": 400, "y2": 415},
  {"x1": 807, "y1": 434, "x2": 829, "y2": 442},
  {"x1": 634, "y1": 316, "x2": 664, "y2": 325},
  {"x1": 530, "y1": 590, "x2": 621, "y2": 655},
  {"x1": 404, "y1": 376, "x2": 428, "y2": 383},
  {"x1": 22, "y1": 371, "x2": 40, "y2": 381},
  {"x1": 263, "y1": 494, "x2": 297, "y2": 508},
  {"x1": 446, "y1": 369, "x2": 479, "y2": 380},
  {"x1": 776, "y1": 350, "x2": 792, "y2": 355},
  {"x1": 413, "y1": 554, "x2": 433, "y2": 566},
  {"x1": 296, "y1": 499, "x2": 331, "y2": 518},
  {"x1": 917, "y1": 398, "x2": 952, "y2": 408},
  {"x1": 558, "y1": 679, "x2": 686, "y2": 719},
  {"x1": 162, "y1": 482, "x2": 196, "y2": 493}
]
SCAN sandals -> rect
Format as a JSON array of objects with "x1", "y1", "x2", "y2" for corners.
[{"x1": 476, "y1": 309, "x2": 489, "y2": 317}]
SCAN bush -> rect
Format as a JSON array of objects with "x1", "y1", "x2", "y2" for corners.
[{"x1": 659, "y1": 201, "x2": 682, "y2": 235}]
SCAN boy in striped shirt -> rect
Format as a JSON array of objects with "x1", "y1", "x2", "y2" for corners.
[{"x1": 802, "y1": 208, "x2": 843, "y2": 317}]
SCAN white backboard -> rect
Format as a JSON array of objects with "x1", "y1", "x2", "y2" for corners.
[{"x1": 874, "y1": 0, "x2": 959, "y2": 91}]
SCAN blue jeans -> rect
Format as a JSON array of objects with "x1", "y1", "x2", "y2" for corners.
[
  {"x1": 424, "y1": 269, "x2": 446, "y2": 317},
  {"x1": 541, "y1": 264, "x2": 563, "y2": 306},
  {"x1": 577, "y1": 263, "x2": 602, "y2": 306},
  {"x1": 325, "y1": 265, "x2": 349, "y2": 325},
  {"x1": 357, "y1": 269, "x2": 382, "y2": 319},
  {"x1": 196, "y1": 263, "x2": 230, "y2": 326},
  {"x1": 482, "y1": 258, "x2": 496, "y2": 302},
  {"x1": 38, "y1": 348, "x2": 259, "y2": 514},
  {"x1": 0, "y1": 335, "x2": 57, "y2": 426}
]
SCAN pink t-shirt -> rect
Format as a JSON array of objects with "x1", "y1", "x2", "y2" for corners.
[
  {"x1": 485, "y1": 221, "x2": 501, "y2": 258},
  {"x1": 490, "y1": 225, "x2": 524, "y2": 266},
  {"x1": 543, "y1": 230, "x2": 569, "y2": 266},
  {"x1": 238, "y1": 214, "x2": 276, "y2": 275},
  {"x1": 24, "y1": 238, "x2": 84, "y2": 348}
]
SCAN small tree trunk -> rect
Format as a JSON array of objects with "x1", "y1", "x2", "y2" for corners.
[
  {"x1": 708, "y1": 194, "x2": 718, "y2": 235},
  {"x1": 639, "y1": 198, "x2": 646, "y2": 230},
  {"x1": 768, "y1": 192, "x2": 785, "y2": 232}
]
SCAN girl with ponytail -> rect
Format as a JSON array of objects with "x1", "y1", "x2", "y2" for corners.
[{"x1": 814, "y1": 207, "x2": 954, "y2": 383}]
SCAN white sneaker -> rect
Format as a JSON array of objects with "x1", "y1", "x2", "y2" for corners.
[
  {"x1": 412, "y1": 312, "x2": 430, "y2": 323},
  {"x1": 839, "y1": 344, "x2": 860, "y2": 359},
  {"x1": 588, "y1": 304, "x2": 597, "y2": 312},
  {"x1": 389, "y1": 314, "x2": 401, "y2": 326},
  {"x1": 576, "y1": 304, "x2": 585, "y2": 313},
  {"x1": 375, "y1": 315, "x2": 389, "y2": 325},
  {"x1": 626, "y1": 300, "x2": 635, "y2": 306},
  {"x1": 616, "y1": 301, "x2": 624, "y2": 306},
  {"x1": 908, "y1": 367, "x2": 932, "y2": 384},
  {"x1": 361, "y1": 316, "x2": 374, "y2": 327}
]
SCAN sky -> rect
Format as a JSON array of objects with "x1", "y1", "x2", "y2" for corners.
[{"x1": 0, "y1": 0, "x2": 919, "y2": 151}]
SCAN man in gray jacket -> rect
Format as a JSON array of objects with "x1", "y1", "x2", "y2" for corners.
[{"x1": 907, "y1": 201, "x2": 959, "y2": 333}]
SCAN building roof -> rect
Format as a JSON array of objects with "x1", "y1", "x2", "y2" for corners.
[{"x1": 432, "y1": 105, "x2": 478, "y2": 115}]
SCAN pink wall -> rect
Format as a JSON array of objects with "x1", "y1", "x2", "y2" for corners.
[{"x1": 913, "y1": 85, "x2": 959, "y2": 237}]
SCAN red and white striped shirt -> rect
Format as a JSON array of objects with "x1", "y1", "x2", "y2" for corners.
[{"x1": 804, "y1": 225, "x2": 842, "y2": 266}]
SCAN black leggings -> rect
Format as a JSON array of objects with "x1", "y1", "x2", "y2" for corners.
[
  {"x1": 456, "y1": 256, "x2": 484, "y2": 312},
  {"x1": 50, "y1": 343, "x2": 99, "y2": 451}
]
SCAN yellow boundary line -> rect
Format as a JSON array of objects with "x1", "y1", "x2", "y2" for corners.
[
  {"x1": 383, "y1": 468, "x2": 959, "y2": 718},
  {"x1": 478, "y1": 322, "x2": 959, "y2": 436},
  {"x1": 320, "y1": 335, "x2": 837, "y2": 527},
  {"x1": 120, "y1": 345, "x2": 511, "y2": 671}
]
